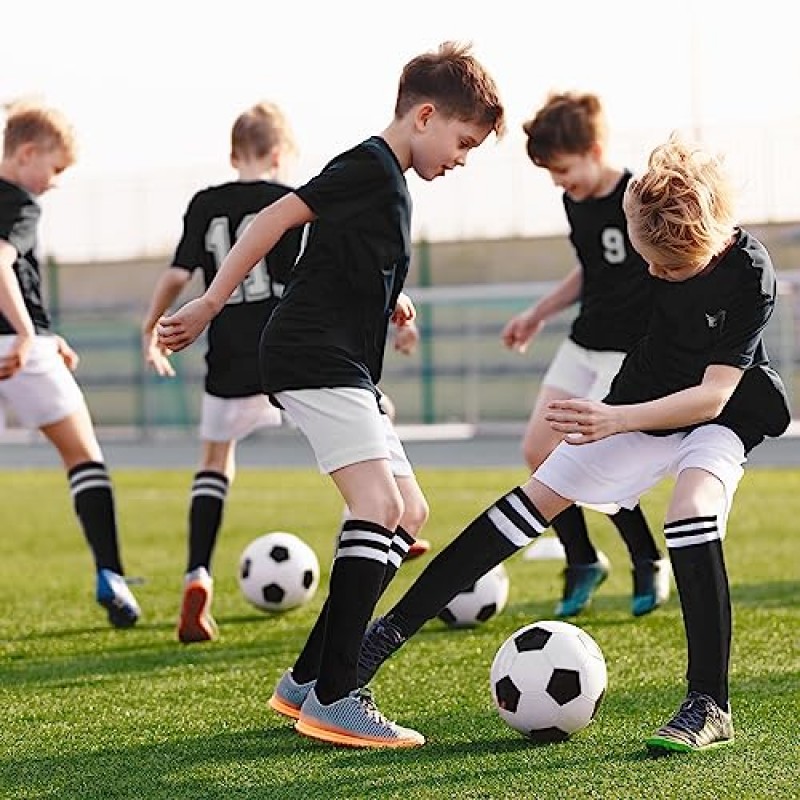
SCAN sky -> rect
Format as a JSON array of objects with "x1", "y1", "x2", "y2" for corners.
[{"x1": 3, "y1": 0, "x2": 799, "y2": 261}]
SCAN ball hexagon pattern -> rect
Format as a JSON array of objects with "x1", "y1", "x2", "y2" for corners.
[
  {"x1": 490, "y1": 620, "x2": 607, "y2": 742},
  {"x1": 238, "y1": 531, "x2": 320, "y2": 612},
  {"x1": 437, "y1": 564, "x2": 510, "y2": 628}
]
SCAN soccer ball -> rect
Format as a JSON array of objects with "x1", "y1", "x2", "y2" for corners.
[
  {"x1": 490, "y1": 620, "x2": 607, "y2": 742},
  {"x1": 437, "y1": 564, "x2": 510, "y2": 628},
  {"x1": 238, "y1": 531, "x2": 320, "y2": 612}
]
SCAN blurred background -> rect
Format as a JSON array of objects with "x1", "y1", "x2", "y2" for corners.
[{"x1": 2, "y1": 0, "x2": 798, "y2": 436}]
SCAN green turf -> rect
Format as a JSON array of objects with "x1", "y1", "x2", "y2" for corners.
[{"x1": 1, "y1": 467, "x2": 798, "y2": 799}]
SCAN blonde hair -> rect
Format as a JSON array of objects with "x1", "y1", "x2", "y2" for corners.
[
  {"x1": 395, "y1": 41, "x2": 506, "y2": 138},
  {"x1": 623, "y1": 134, "x2": 736, "y2": 266},
  {"x1": 522, "y1": 91, "x2": 607, "y2": 167},
  {"x1": 2, "y1": 100, "x2": 77, "y2": 163},
  {"x1": 231, "y1": 101, "x2": 296, "y2": 161}
]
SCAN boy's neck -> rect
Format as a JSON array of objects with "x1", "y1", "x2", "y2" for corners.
[{"x1": 236, "y1": 165, "x2": 276, "y2": 182}]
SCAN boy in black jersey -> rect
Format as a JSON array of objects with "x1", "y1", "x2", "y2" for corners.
[
  {"x1": 502, "y1": 92, "x2": 666, "y2": 618},
  {"x1": 158, "y1": 41, "x2": 505, "y2": 748},
  {"x1": 141, "y1": 101, "x2": 303, "y2": 644},
  {"x1": 0, "y1": 102, "x2": 140, "y2": 628},
  {"x1": 358, "y1": 135, "x2": 790, "y2": 754}
]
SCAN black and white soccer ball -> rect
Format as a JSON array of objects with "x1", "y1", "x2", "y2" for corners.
[
  {"x1": 437, "y1": 564, "x2": 510, "y2": 628},
  {"x1": 490, "y1": 620, "x2": 607, "y2": 742},
  {"x1": 238, "y1": 531, "x2": 320, "y2": 612}
]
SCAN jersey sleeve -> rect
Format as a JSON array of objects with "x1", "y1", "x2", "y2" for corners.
[
  {"x1": 0, "y1": 191, "x2": 40, "y2": 254},
  {"x1": 171, "y1": 192, "x2": 208, "y2": 273},
  {"x1": 295, "y1": 146, "x2": 391, "y2": 224},
  {"x1": 709, "y1": 273, "x2": 774, "y2": 370}
]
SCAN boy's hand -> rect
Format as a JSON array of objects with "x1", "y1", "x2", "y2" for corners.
[
  {"x1": 156, "y1": 297, "x2": 216, "y2": 353},
  {"x1": 545, "y1": 398, "x2": 626, "y2": 443},
  {"x1": 501, "y1": 310, "x2": 544, "y2": 353},
  {"x1": 0, "y1": 332, "x2": 34, "y2": 380},
  {"x1": 393, "y1": 320, "x2": 419, "y2": 355},
  {"x1": 142, "y1": 329, "x2": 176, "y2": 377},
  {"x1": 54, "y1": 335, "x2": 79, "y2": 371},
  {"x1": 391, "y1": 292, "x2": 416, "y2": 326}
]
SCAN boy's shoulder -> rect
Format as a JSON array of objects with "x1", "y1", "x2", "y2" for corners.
[
  {"x1": 0, "y1": 178, "x2": 40, "y2": 228},
  {"x1": 185, "y1": 179, "x2": 294, "y2": 212}
]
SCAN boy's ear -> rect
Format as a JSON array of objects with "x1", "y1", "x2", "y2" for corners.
[
  {"x1": 415, "y1": 103, "x2": 436, "y2": 130},
  {"x1": 16, "y1": 141, "x2": 39, "y2": 163}
]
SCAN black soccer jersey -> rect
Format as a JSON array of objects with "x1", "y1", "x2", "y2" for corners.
[
  {"x1": 565, "y1": 170, "x2": 654, "y2": 353},
  {"x1": 0, "y1": 179, "x2": 50, "y2": 335},
  {"x1": 605, "y1": 228, "x2": 791, "y2": 452},
  {"x1": 259, "y1": 136, "x2": 411, "y2": 397},
  {"x1": 172, "y1": 180, "x2": 302, "y2": 397}
]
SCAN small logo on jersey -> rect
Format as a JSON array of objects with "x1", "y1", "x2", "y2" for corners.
[{"x1": 705, "y1": 310, "x2": 726, "y2": 329}]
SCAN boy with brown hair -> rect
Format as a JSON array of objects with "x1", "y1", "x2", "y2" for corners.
[
  {"x1": 0, "y1": 101, "x2": 140, "y2": 627},
  {"x1": 158, "y1": 41, "x2": 505, "y2": 748}
]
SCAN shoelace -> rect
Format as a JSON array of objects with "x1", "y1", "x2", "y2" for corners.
[{"x1": 670, "y1": 693, "x2": 711, "y2": 731}]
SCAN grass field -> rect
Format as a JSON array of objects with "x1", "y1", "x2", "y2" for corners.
[{"x1": 1, "y1": 466, "x2": 798, "y2": 800}]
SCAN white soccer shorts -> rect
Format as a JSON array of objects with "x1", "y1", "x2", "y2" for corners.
[
  {"x1": 274, "y1": 387, "x2": 413, "y2": 476},
  {"x1": 535, "y1": 424, "x2": 746, "y2": 535},
  {"x1": 542, "y1": 338, "x2": 626, "y2": 400},
  {"x1": 0, "y1": 335, "x2": 84, "y2": 430},
  {"x1": 199, "y1": 392, "x2": 283, "y2": 442}
]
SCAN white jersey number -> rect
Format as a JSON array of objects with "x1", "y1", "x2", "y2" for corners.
[
  {"x1": 205, "y1": 215, "x2": 276, "y2": 304},
  {"x1": 601, "y1": 227, "x2": 627, "y2": 265}
]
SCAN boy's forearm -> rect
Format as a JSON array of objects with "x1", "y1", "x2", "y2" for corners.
[{"x1": 0, "y1": 261, "x2": 36, "y2": 336}]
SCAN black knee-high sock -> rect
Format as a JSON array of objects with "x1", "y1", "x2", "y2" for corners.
[
  {"x1": 292, "y1": 526, "x2": 414, "y2": 684},
  {"x1": 314, "y1": 519, "x2": 394, "y2": 704},
  {"x1": 388, "y1": 488, "x2": 549, "y2": 637},
  {"x1": 187, "y1": 471, "x2": 229, "y2": 572},
  {"x1": 551, "y1": 504, "x2": 595, "y2": 564},
  {"x1": 665, "y1": 515, "x2": 731, "y2": 708},
  {"x1": 69, "y1": 461, "x2": 123, "y2": 574},
  {"x1": 610, "y1": 504, "x2": 661, "y2": 563}
]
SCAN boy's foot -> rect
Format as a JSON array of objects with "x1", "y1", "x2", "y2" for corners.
[
  {"x1": 357, "y1": 616, "x2": 407, "y2": 686},
  {"x1": 646, "y1": 692, "x2": 734, "y2": 753},
  {"x1": 178, "y1": 567, "x2": 217, "y2": 643},
  {"x1": 554, "y1": 552, "x2": 610, "y2": 617},
  {"x1": 295, "y1": 687, "x2": 424, "y2": 748},
  {"x1": 269, "y1": 669, "x2": 316, "y2": 720},
  {"x1": 96, "y1": 568, "x2": 141, "y2": 629},
  {"x1": 631, "y1": 558, "x2": 671, "y2": 617},
  {"x1": 406, "y1": 538, "x2": 432, "y2": 559}
]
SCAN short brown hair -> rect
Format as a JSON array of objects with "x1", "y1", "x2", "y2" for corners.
[
  {"x1": 522, "y1": 91, "x2": 606, "y2": 167},
  {"x1": 2, "y1": 100, "x2": 77, "y2": 163},
  {"x1": 231, "y1": 101, "x2": 296, "y2": 161},
  {"x1": 395, "y1": 41, "x2": 505, "y2": 138}
]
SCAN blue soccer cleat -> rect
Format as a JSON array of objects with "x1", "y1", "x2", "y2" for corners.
[
  {"x1": 555, "y1": 551, "x2": 610, "y2": 617},
  {"x1": 96, "y1": 568, "x2": 141, "y2": 628},
  {"x1": 632, "y1": 557, "x2": 671, "y2": 617}
]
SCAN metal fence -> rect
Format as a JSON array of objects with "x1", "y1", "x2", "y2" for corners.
[{"x1": 5, "y1": 279, "x2": 795, "y2": 438}]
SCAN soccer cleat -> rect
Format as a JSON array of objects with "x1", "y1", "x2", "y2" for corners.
[
  {"x1": 357, "y1": 615, "x2": 408, "y2": 687},
  {"x1": 554, "y1": 551, "x2": 610, "y2": 618},
  {"x1": 96, "y1": 568, "x2": 141, "y2": 629},
  {"x1": 178, "y1": 567, "x2": 217, "y2": 643},
  {"x1": 269, "y1": 669, "x2": 316, "y2": 720},
  {"x1": 406, "y1": 538, "x2": 432, "y2": 560},
  {"x1": 295, "y1": 687, "x2": 424, "y2": 748},
  {"x1": 646, "y1": 692, "x2": 734, "y2": 753},
  {"x1": 631, "y1": 558, "x2": 671, "y2": 617}
]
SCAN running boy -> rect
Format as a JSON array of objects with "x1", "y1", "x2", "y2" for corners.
[
  {"x1": 157, "y1": 40, "x2": 505, "y2": 748},
  {"x1": 141, "y1": 101, "x2": 303, "y2": 643},
  {"x1": 502, "y1": 91, "x2": 666, "y2": 617},
  {"x1": 0, "y1": 101, "x2": 140, "y2": 627},
  {"x1": 359, "y1": 134, "x2": 790, "y2": 754}
]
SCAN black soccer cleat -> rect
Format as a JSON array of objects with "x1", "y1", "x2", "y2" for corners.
[
  {"x1": 646, "y1": 692, "x2": 734, "y2": 754},
  {"x1": 357, "y1": 616, "x2": 407, "y2": 686}
]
